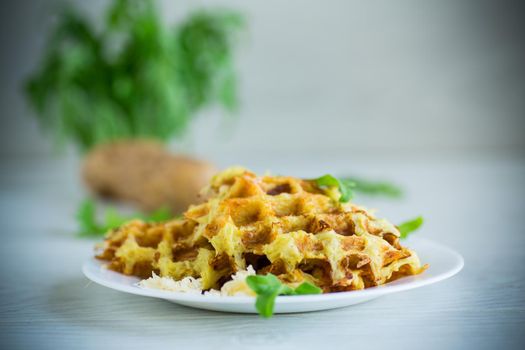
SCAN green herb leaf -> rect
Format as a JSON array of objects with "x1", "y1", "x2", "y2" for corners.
[
  {"x1": 246, "y1": 274, "x2": 282, "y2": 294},
  {"x1": 76, "y1": 198, "x2": 172, "y2": 237},
  {"x1": 142, "y1": 206, "x2": 172, "y2": 222},
  {"x1": 246, "y1": 274, "x2": 282, "y2": 317},
  {"x1": 246, "y1": 274, "x2": 322, "y2": 318},
  {"x1": 315, "y1": 174, "x2": 355, "y2": 202},
  {"x1": 398, "y1": 216, "x2": 424, "y2": 239},
  {"x1": 341, "y1": 177, "x2": 403, "y2": 198},
  {"x1": 293, "y1": 282, "x2": 322, "y2": 295},
  {"x1": 77, "y1": 199, "x2": 102, "y2": 236},
  {"x1": 254, "y1": 291, "x2": 279, "y2": 318},
  {"x1": 104, "y1": 207, "x2": 129, "y2": 229}
]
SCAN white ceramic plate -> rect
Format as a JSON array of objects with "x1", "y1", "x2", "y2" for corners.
[{"x1": 82, "y1": 237, "x2": 463, "y2": 314}]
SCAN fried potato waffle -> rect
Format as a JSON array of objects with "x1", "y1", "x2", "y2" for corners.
[{"x1": 96, "y1": 167, "x2": 426, "y2": 292}]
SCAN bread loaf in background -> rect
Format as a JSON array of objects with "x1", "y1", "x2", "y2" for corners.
[{"x1": 82, "y1": 140, "x2": 217, "y2": 214}]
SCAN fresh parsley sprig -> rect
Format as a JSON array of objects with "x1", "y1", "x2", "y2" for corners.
[
  {"x1": 76, "y1": 198, "x2": 172, "y2": 237},
  {"x1": 398, "y1": 216, "x2": 424, "y2": 239},
  {"x1": 246, "y1": 273, "x2": 322, "y2": 318}
]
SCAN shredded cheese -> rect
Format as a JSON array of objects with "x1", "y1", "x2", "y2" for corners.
[{"x1": 138, "y1": 265, "x2": 257, "y2": 297}]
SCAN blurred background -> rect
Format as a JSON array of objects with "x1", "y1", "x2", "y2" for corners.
[
  {"x1": 2, "y1": 0, "x2": 524, "y2": 162},
  {"x1": 1, "y1": 0, "x2": 524, "y2": 234}
]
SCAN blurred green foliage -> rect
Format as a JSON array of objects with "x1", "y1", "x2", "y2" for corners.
[
  {"x1": 341, "y1": 177, "x2": 403, "y2": 198},
  {"x1": 25, "y1": 0, "x2": 244, "y2": 151},
  {"x1": 76, "y1": 198, "x2": 173, "y2": 237}
]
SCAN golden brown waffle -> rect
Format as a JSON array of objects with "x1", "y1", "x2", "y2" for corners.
[{"x1": 96, "y1": 167, "x2": 426, "y2": 292}]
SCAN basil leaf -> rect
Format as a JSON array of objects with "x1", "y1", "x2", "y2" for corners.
[
  {"x1": 293, "y1": 282, "x2": 322, "y2": 295},
  {"x1": 341, "y1": 177, "x2": 402, "y2": 198},
  {"x1": 254, "y1": 291, "x2": 280, "y2": 318},
  {"x1": 315, "y1": 174, "x2": 340, "y2": 188},
  {"x1": 278, "y1": 284, "x2": 295, "y2": 296},
  {"x1": 339, "y1": 179, "x2": 356, "y2": 202},
  {"x1": 144, "y1": 207, "x2": 172, "y2": 222},
  {"x1": 315, "y1": 174, "x2": 355, "y2": 203},
  {"x1": 247, "y1": 274, "x2": 283, "y2": 318},
  {"x1": 246, "y1": 274, "x2": 281, "y2": 294},
  {"x1": 76, "y1": 198, "x2": 172, "y2": 237},
  {"x1": 246, "y1": 274, "x2": 322, "y2": 318},
  {"x1": 77, "y1": 199, "x2": 102, "y2": 236},
  {"x1": 398, "y1": 216, "x2": 424, "y2": 239},
  {"x1": 105, "y1": 207, "x2": 129, "y2": 229}
]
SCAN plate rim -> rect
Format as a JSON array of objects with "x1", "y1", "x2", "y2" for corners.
[{"x1": 82, "y1": 237, "x2": 464, "y2": 304}]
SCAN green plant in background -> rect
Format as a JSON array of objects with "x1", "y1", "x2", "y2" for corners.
[{"x1": 24, "y1": 0, "x2": 244, "y2": 151}]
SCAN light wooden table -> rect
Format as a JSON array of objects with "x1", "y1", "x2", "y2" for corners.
[{"x1": 1, "y1": 154, "x2": 524, "y2": 349}]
